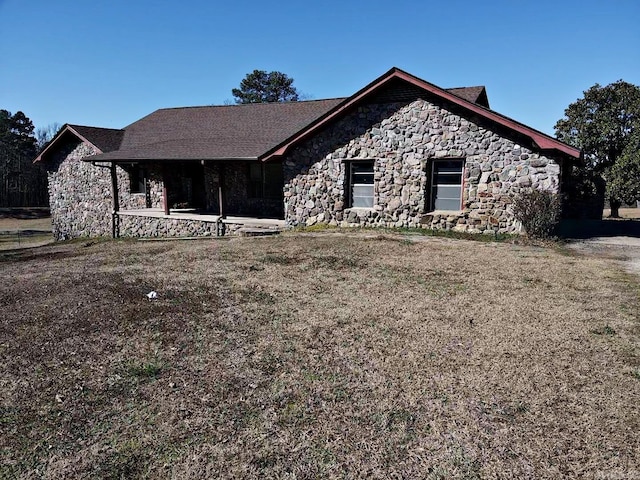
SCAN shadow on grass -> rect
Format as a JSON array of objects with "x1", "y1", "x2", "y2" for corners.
[{"x1": 559, "y1": 218, "x2": 640, "y2": 239}]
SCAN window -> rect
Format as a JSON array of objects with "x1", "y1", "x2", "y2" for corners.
[
  {"x1": 430, "y1": 159, "x2": 464, "y2": 211},
  {"x1": 348, "y1": 161, "x2": 374, "y2": 208},
  {"x1": 129, "y1": 165, "x2": 146, "y2": 194},
  {"x1": 248, "y1": 162, "x2": 283, "y2": 199}
]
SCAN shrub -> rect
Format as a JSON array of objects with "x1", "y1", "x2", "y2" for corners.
[{"x1": 512, "y1": 189, "x2": 561, "y2": 238}]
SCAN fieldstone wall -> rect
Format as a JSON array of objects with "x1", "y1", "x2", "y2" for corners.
[
  {"x1": 283, "y1": 99, "x2": 562, "y2": 234},
  {"x1": 46, "y1": 139, "x2": 164, "y2": 240},
  {"x1": 117, "y1": 215, "x2": 260, "y2": 237},
  {"x1": 46, "y1": 141, "x2": 112, "y2": 239},
  {"x1": 118, "y1": 215, "x2": 221, "y2": 237}
]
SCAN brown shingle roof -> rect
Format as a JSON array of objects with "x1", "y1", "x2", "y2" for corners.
[
  {"x1": 34, "y1": 124, "x2": 124, "y2": 163},
  {"x1": 90, "y1": 85, "x2": 491, "y2": 163},
  {"x1": 94, "y1": 99, "x2": 345, "y2": 161},
  {"x1": 67, "y1": 125, "x2": 124, "y2": 153},
  {"x1": 447, "y1": 86, "x2": 490, "y2": 107}
]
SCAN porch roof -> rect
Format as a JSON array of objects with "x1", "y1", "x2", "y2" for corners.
[{"x1": 88, "y1": 98, "x2": 345, "y2": 162}]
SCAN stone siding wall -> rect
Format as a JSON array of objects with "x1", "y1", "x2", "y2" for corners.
[
  {"x1": 46, "y1": 140, "x2": 165, "y2": 240},
  {"x1": 118, "y1": 215, "x2": 222, "y2": 237},
  {"x1": 283, "y1": 99, "x2": 561, "y2": 234},
  {"x1": 46, "y1": 141, "x2": 113, "y2": 239}
]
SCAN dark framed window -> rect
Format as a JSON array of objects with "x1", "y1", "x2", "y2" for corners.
[
  {"x1": 347, "y1": 161, "x2": 375, "y2": 208},
  {"x1": 248, "y1": 162, "x2": 283, "y2": 199},
  {"x1": 430, "y1": 159, "x2": 464, "y2": 211},
  {"x1": 129, "y1": 164, "x2": 146, "y2": 194}
]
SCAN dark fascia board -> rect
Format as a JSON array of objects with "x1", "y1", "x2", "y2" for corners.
[
  {"x1": 260, "y1": 67, "x2": 581, "y2": 162},
  {"x1": 34, "y1": 124, "x2": 103, "y2": 163},
  {"x1": 84, "y1": 151, "x2": 259, "y2": 163}
]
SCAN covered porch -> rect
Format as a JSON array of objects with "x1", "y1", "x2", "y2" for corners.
[{"x1": 106, "y1": 159, "x2": 286, "y2": 237}]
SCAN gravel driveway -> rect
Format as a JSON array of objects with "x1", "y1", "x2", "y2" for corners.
[{"x1": 568, "y1": 236, "x2": 640, "y2": 276}]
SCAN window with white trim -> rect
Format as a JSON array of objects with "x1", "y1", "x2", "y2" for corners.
[
  {"x1": 348, "y1": 161, "x2": 374, "y2": 208},
  {"x1": 430, "y1": 159, "x2": 464, "y2": 211}
]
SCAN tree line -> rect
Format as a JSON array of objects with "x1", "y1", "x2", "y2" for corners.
[{"x1": 0, "y1": 110, "x2": 60, "y2": 207}]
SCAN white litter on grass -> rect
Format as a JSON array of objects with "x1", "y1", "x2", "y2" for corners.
[{"x1": 146, "y1": 291, "x2": 158, "y2": 300}]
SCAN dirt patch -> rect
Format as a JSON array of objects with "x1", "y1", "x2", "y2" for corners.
[
  {"x1": 2, "y1": 234, "x2": 639, "y2": 479},
  {"x1": 568, "y1": 236, "x2": 640, "y2": 276}
]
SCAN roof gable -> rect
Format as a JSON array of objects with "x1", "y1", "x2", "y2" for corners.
[
  {"x1": 34, "y1": 124, "x2": 124, "y2": 163},
  {"x1": 447, "y1": 86, "x2": 490, "y2": 108},
  {"x1": 261, "y1": 67, "x2": 580, "y2": 161}
]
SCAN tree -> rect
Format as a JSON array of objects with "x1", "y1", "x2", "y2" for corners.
[
  {"x1": 555, "y1": 80, "x2": 640, "y2": 217},
  {"x1": 605, "y1": 128, "x2": 640, "y2": 207},
  {"x1": 0, "y1": 109, "x2": 37, "y2": 158},
  {"x1": 232, "y1": 70, "x2": 300, "y2": 104},
  {"x1": 0, "y1": 109, "x2": 47, "y2": 207},
  {"x1": 36, "y1": 122, "x2": 62, "y2": 152}
]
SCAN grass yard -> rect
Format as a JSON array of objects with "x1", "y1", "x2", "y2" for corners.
[{"x1": 1, "y1": 232, "x2": 639, "y2": 478}]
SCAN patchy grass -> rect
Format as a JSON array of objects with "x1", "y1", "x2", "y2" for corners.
[
  {"x1": 1, "y1": 233, "x2": 639, "y2": 479},
  {"x1": 293, "y1": 223, "x2": 519, "y2": 243}
]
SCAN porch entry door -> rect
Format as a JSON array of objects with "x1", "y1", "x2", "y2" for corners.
[{"x1": 167, "y1": 162, "x2": 206, "y2": 209}]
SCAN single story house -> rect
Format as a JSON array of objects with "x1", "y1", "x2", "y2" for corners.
[{"x1": 35, "y1": 67, "x2": 582, "y2": 239}]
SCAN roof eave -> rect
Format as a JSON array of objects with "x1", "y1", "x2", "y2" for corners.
[
  {"x1": 83, "y1": 154, "x2": 260, "y2": 163},
  {"x1": 260, "y1": 67, "x2": 580, "y2": 161},
  {"x1": 34, "y1": 124, "x2": 104, "y2": 163}
]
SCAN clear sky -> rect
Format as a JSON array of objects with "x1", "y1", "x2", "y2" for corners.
[{"x1": 1, "y1": 0, "x2": 638, "y2": 135}]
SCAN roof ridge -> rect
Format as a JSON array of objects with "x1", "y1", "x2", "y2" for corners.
[
  {"x1": 155, "y1": 97, "x2": 349, "y2": 113},
  {"x1": 68, "y1": 124, "x2": 124, "y2": 132},
  {"x1": 446, "y1": 85, "x2": 485, "y2": 90}
]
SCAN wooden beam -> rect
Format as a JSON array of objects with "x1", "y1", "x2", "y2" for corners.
[
  {"x1": 218, "y1": 164, "x2": 225, "y2": 218},
  {"x1": 162, "y1": 165, "x2": 170, "y2": 215},
  {"x1": 110, "y1": 163, "x2": 120, "y2": 238}
]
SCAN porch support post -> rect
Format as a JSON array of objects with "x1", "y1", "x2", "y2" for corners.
[
  {"x1": 162, "y1": 164, "x2": 170, "y2": 215},
  {"x1": 110, "y1": 162, "x2": 120, "y2": 238},
  {"x1": 218, "y1": 164, "x2": 225, "y2": 219}
]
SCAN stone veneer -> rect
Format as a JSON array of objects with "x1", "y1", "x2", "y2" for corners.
[
  {"x1": 46, "y1": 139, "x2": 163, "y2": 240},
  {"x1": 118, "y1": 215, "x2": 223, "y2": 238},
  {"x1": 47, "y1": 98, "x2": 564, "y2": 240},
  {"x1": 282, "y1": 99, "x2": 562, "y2": 234}
]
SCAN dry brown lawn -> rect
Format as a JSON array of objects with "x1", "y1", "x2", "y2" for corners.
[{"x1": 1, "y1": 233, "x2": 639, "y2": 479}]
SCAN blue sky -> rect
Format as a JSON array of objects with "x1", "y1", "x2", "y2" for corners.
[{"x1": 1, "y1": 0, "x2": 638, "y2": 135}]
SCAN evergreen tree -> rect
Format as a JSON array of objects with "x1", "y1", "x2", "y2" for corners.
[{"x1": 232, "y1": 70, "x2": 300, "y2": 104}]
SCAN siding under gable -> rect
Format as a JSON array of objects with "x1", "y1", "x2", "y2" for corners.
[{"x1": 282, "y1": 98, "x2": 561, "y2": 234}]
